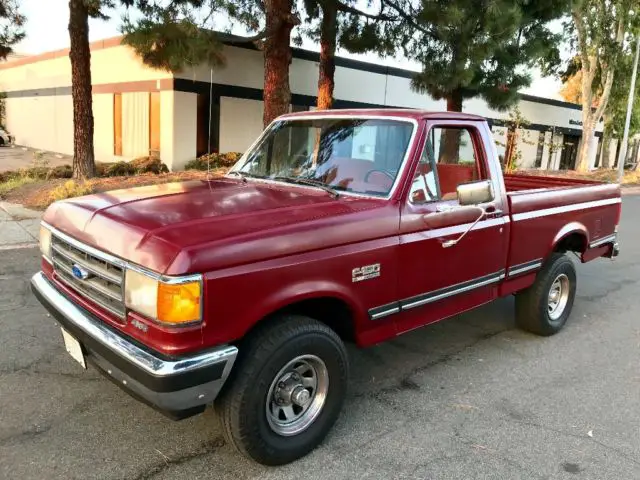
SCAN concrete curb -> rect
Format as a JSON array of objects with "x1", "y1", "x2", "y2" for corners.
[{"x1": 0, "y1": 201, "x2": 42, "y2": 248}]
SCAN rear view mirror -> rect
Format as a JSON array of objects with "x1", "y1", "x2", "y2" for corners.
[{"x1": 457, "y1": 180, "x2": 494, "y2": 206}]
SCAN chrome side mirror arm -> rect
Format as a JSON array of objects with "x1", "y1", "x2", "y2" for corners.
[{"x1": 442, "y1": 207, "x2": 486, "y2": 248}]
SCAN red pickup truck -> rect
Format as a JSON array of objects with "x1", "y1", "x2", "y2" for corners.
[{"x1": 32, "y1": 109, "x2": 621, "y2": 465}]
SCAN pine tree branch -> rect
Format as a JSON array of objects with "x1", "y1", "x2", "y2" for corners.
[
  {"x1": 228, "y1": 14, "x2": 301, "y2": 43},
  {"x1": 334, "y1": 1, "x2": 394, "y2": 21},
  {"x1": 380, "y1": 0, "x2": 439, "y2": 41}
]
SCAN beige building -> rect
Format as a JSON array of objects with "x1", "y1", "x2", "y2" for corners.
[{"x1": 0, "y1": 36, "x2": 606, "y2": 171}]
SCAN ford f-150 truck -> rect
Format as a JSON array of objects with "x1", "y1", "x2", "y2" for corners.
[{"x1": 32, "y1": 109, "x2": 621, "y2": 465}]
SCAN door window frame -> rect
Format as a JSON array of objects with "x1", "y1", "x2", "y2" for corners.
[{"x1": 406, "y1": 121, "x2": 492, "y2": 205}]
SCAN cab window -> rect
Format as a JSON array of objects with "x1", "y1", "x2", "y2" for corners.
[{"x1": 409, "y1": 126, "x2": 486, "y2": 203}]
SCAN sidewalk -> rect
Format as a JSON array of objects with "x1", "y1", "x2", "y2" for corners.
[
  {"x1": 0, "y1": 201, "x2": 42, "y2": 249},
  {"x1": 0, "y1": 146, "x2": 71, "y2": 172}
]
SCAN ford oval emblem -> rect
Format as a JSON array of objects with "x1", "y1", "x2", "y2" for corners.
[{"x1": 72, "y1": 264, "x2": 90, "y2": 280}]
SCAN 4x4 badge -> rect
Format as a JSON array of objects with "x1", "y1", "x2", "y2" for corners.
[{"x1": 352, "y1": 263, "x2": 381, "y2": 282}]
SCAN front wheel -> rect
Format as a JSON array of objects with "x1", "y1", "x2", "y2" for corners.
[
  {"x1": 515, "y1": 253, "x2": 577, "y2": 336},
  {"x1": 216, "y1": 315, "x2": 348, "y2": 465}
]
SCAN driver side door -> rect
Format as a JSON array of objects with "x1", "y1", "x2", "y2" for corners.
[{"x1": 394, "y1": 120, "x2": 509, "y2": 334}]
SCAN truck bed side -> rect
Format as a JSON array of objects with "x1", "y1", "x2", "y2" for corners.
[
  {"x1": 500, "y1": 181, "x2": 621, "y2": 296},
  {"x1": 504, "y1": 173, "x2": 602, "y2": 192}
]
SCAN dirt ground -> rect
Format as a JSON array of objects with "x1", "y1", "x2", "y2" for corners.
[{"x1": 2, "y1": 170, "x2": 227, "y2": 209}]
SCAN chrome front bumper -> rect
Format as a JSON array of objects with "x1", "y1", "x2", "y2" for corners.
[{"x1": 31, "y1": 272, "x2": 238, "y2": 419}]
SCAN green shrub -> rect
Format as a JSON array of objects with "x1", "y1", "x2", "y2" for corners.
[
  {"x1": 130, "y1": 156, "x2": 169, "y2": 174},
  {"x1": 49, "y1": 180, "x2": 94, "y2": 202},
  {"x1": 0, "y1": 176, "x2": 36, "y2": 197},
  {"x1": 185, "y1": 152, "x2": 243, "y2": 170},
  {"x1": 96, "y1": 157, "x2": 169, "y2": 177},
  {"x1": 48, "y1": 164, "x2": 73, "y2": 179}
]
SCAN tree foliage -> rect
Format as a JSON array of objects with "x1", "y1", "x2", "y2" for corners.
[
  {"x1": 121, "y1": 1, "x2": 226, "y2": 72},
  {"x1": 301, "y1": 0, "x2": 397, "y2": 109},
  {"x1": 0, "y1": 0, "x2": 26, "y2": 60},
  {"x1": 568, "y1": 0, "x2": 637, "y2": 171},
  {"x1": 122, "y1": 0, "x2": 299, "y2": 126},
  {"x1": 380, "y1": 0, "x2": 568, "y2": 112}
]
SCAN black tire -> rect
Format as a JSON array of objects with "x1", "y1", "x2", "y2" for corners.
[
  {"x1": 216, "y1": 315, "x2": 349, "y2": 465},
  {"x1": 515, "y1": 253, "x2": 577, "y2": 336}
]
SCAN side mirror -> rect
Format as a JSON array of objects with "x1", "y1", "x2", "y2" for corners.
[{"x1": 457, "y1": 180, "x2": 494, "y2": 206}]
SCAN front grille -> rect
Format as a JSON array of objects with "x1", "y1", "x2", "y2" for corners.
[{"x1": 51, "y1": 234, "x2": 126, "y2": 320}]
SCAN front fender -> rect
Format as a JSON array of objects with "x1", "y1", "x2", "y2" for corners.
[{"x1": 243, "y1": 279, "x2": 367, "y2": 331}]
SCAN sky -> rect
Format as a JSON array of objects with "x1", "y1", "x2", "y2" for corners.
[{"x1": 15, "y1": 0, "x2": 564, "y2": 100}]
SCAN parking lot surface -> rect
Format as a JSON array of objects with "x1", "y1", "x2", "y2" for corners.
[{"x1": 1, "y1": 197, "x2": 639, "y2": 479}]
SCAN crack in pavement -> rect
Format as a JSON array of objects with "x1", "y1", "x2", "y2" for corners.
[
  {"x1": 577, "y1": 278, "x2": 640, "y2": 303},
  {"x1": 353, "y1": 329, "x2": 509, "y2": 404},
  {"x1": 504, "y1": 417, "x2": 640, "y2": 467},
  {"x1": 0, "y1": 423, "x2": 52, "y2": 447},
  {"x1": 128, "y1": 437, "x2": 226, "y2": 480},
  {"x1": 453, "y1": 428, "x2": 551, "y2": 480},
  {"x1": 0, "y1": 396, "x2": 98, "y2": 447}
]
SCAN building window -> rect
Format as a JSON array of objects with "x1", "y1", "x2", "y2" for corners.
[
  {"x1": 149, "y1": 92, "x2": 161, "y2": 158},
  {"x1": 113, "y1": 93, "x2": 122, "y2": 156},
  {"x1": 113, "y1": 92, "x2": 159, "y2": 158}
]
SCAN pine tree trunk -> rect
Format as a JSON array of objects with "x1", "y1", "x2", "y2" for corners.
[
  {"x1": 317, "y1": 2, "x2": 337, "y2": 110},
  {"x1": 68, "y1": 0, "x2": 95, "y2": 179},
  {"x1": 263, "y1": 0, "x2": 295, "y2": 127},
  {"x1": 440, "y1": 90, "x2": 463, "y2": 163}
]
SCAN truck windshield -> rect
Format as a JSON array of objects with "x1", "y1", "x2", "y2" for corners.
[{"x1": 231, "y1": 118, "x2": 415, "y2": 197}]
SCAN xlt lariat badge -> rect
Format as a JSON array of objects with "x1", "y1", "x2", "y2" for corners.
[{"x1": 352, "y1": 263, "x2": 381, "y2": 282}]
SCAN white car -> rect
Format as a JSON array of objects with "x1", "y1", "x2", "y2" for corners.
[{"x1": 0, "y1": 128, "x2": 13, "y2": 146}]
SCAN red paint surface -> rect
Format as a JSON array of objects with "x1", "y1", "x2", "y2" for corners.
[{"x1": 40, "y1": 110, "x2": 621, "y2": 355}]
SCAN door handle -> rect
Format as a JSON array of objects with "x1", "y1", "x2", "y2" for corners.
[{"x1": 484, "y1": 205, "x2": 504, "y2": 218}]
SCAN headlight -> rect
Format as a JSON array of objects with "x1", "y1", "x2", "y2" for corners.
[
  {"x1": 125, "y1": 268, "x2": 202, "y2": 326},
  {"x1": 40, "y1": 225, "x2": 52, "y2": 261}
]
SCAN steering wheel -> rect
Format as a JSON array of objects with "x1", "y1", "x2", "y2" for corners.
[{"x1": 364, "y1": 169, "x2": 395, "y2": 183}]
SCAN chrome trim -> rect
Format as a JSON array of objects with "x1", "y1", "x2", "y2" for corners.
[
  {"x1": 43, "y1": 223, "x2": 126, "y2": 268},
  {"x1": 512, "y1": 198, "x2": 622, "y2": 222},
  {"x1": 43, "y1": 223, "x2": 204, "y2": 324},
  {"x1": 589, "y1": 233, "x2": 617, "y2": 249},
  {"x1": 55, "y1": 267, "x2": 126, "y2": 319},
  {"x1": 43, "y1": 223, "x2": 202, "y2": 285},
  {"x1": 370, "y1": 306, "x2": 400, "y2": 320},
  {"x1": 368, "y1": 270, "x2": 506, "y2": 320},
  {"x1": 227, "y1": 114, "x2": 420, "y2": 200},
  {"x1": 52, "y1": 242, "x2": 122, "y2": 284},
  {"x1": 507, "y1": 259, "x2": 543, "y2": 277},
  {"x1": 55, "y1": 261, "x2": 122, "y2": 302},
  {"x1": 31, "y1": 271, "x2": 237, "y2": 378},
  {"x1": 401, "y1": 274, "x2": 502, "y2": 311}
]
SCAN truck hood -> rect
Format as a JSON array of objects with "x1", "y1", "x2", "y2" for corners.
[{"x1": 43, "y1": 178, "x2": 395, "y2": 275}]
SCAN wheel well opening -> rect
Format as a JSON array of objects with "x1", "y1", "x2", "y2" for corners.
[
  {"x1": 554, "y1": 232, "x2": 587, "y2": 254},
  {"x1": 269, "y1": 297, "x2": 356, "y2": 343}
]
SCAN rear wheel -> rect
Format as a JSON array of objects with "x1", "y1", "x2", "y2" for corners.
[
  {"x1": 515, "y1": 253, "x2": 577, "y2": 336},
  {"x1": 216, "y1": 315, "x2": 348, "y2": 465}
]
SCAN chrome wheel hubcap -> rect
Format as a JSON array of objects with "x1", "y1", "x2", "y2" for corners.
[
  {"x1": 266, "y1": 355, "x2": 329, "y2": 436},
  {"x1": 548, "y1": 274, "x2": 570, "y2": 321}
]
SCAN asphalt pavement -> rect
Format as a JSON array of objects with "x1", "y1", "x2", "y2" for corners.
[{"x1": 1, "y1": 197, "x2": 639, "y2": 479}]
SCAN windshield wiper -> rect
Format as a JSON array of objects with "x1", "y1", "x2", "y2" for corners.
[
  {"x1": 272, "y1": 176, "x2": 340, "y2": 199},
  {"x1": 228, "y1": 171, "x2": 265, "y2": 182}
]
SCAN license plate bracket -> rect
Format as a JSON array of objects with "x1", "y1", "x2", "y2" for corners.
[{"x1": 61, "y1": 328, "x2": 86, "y2": 369}]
